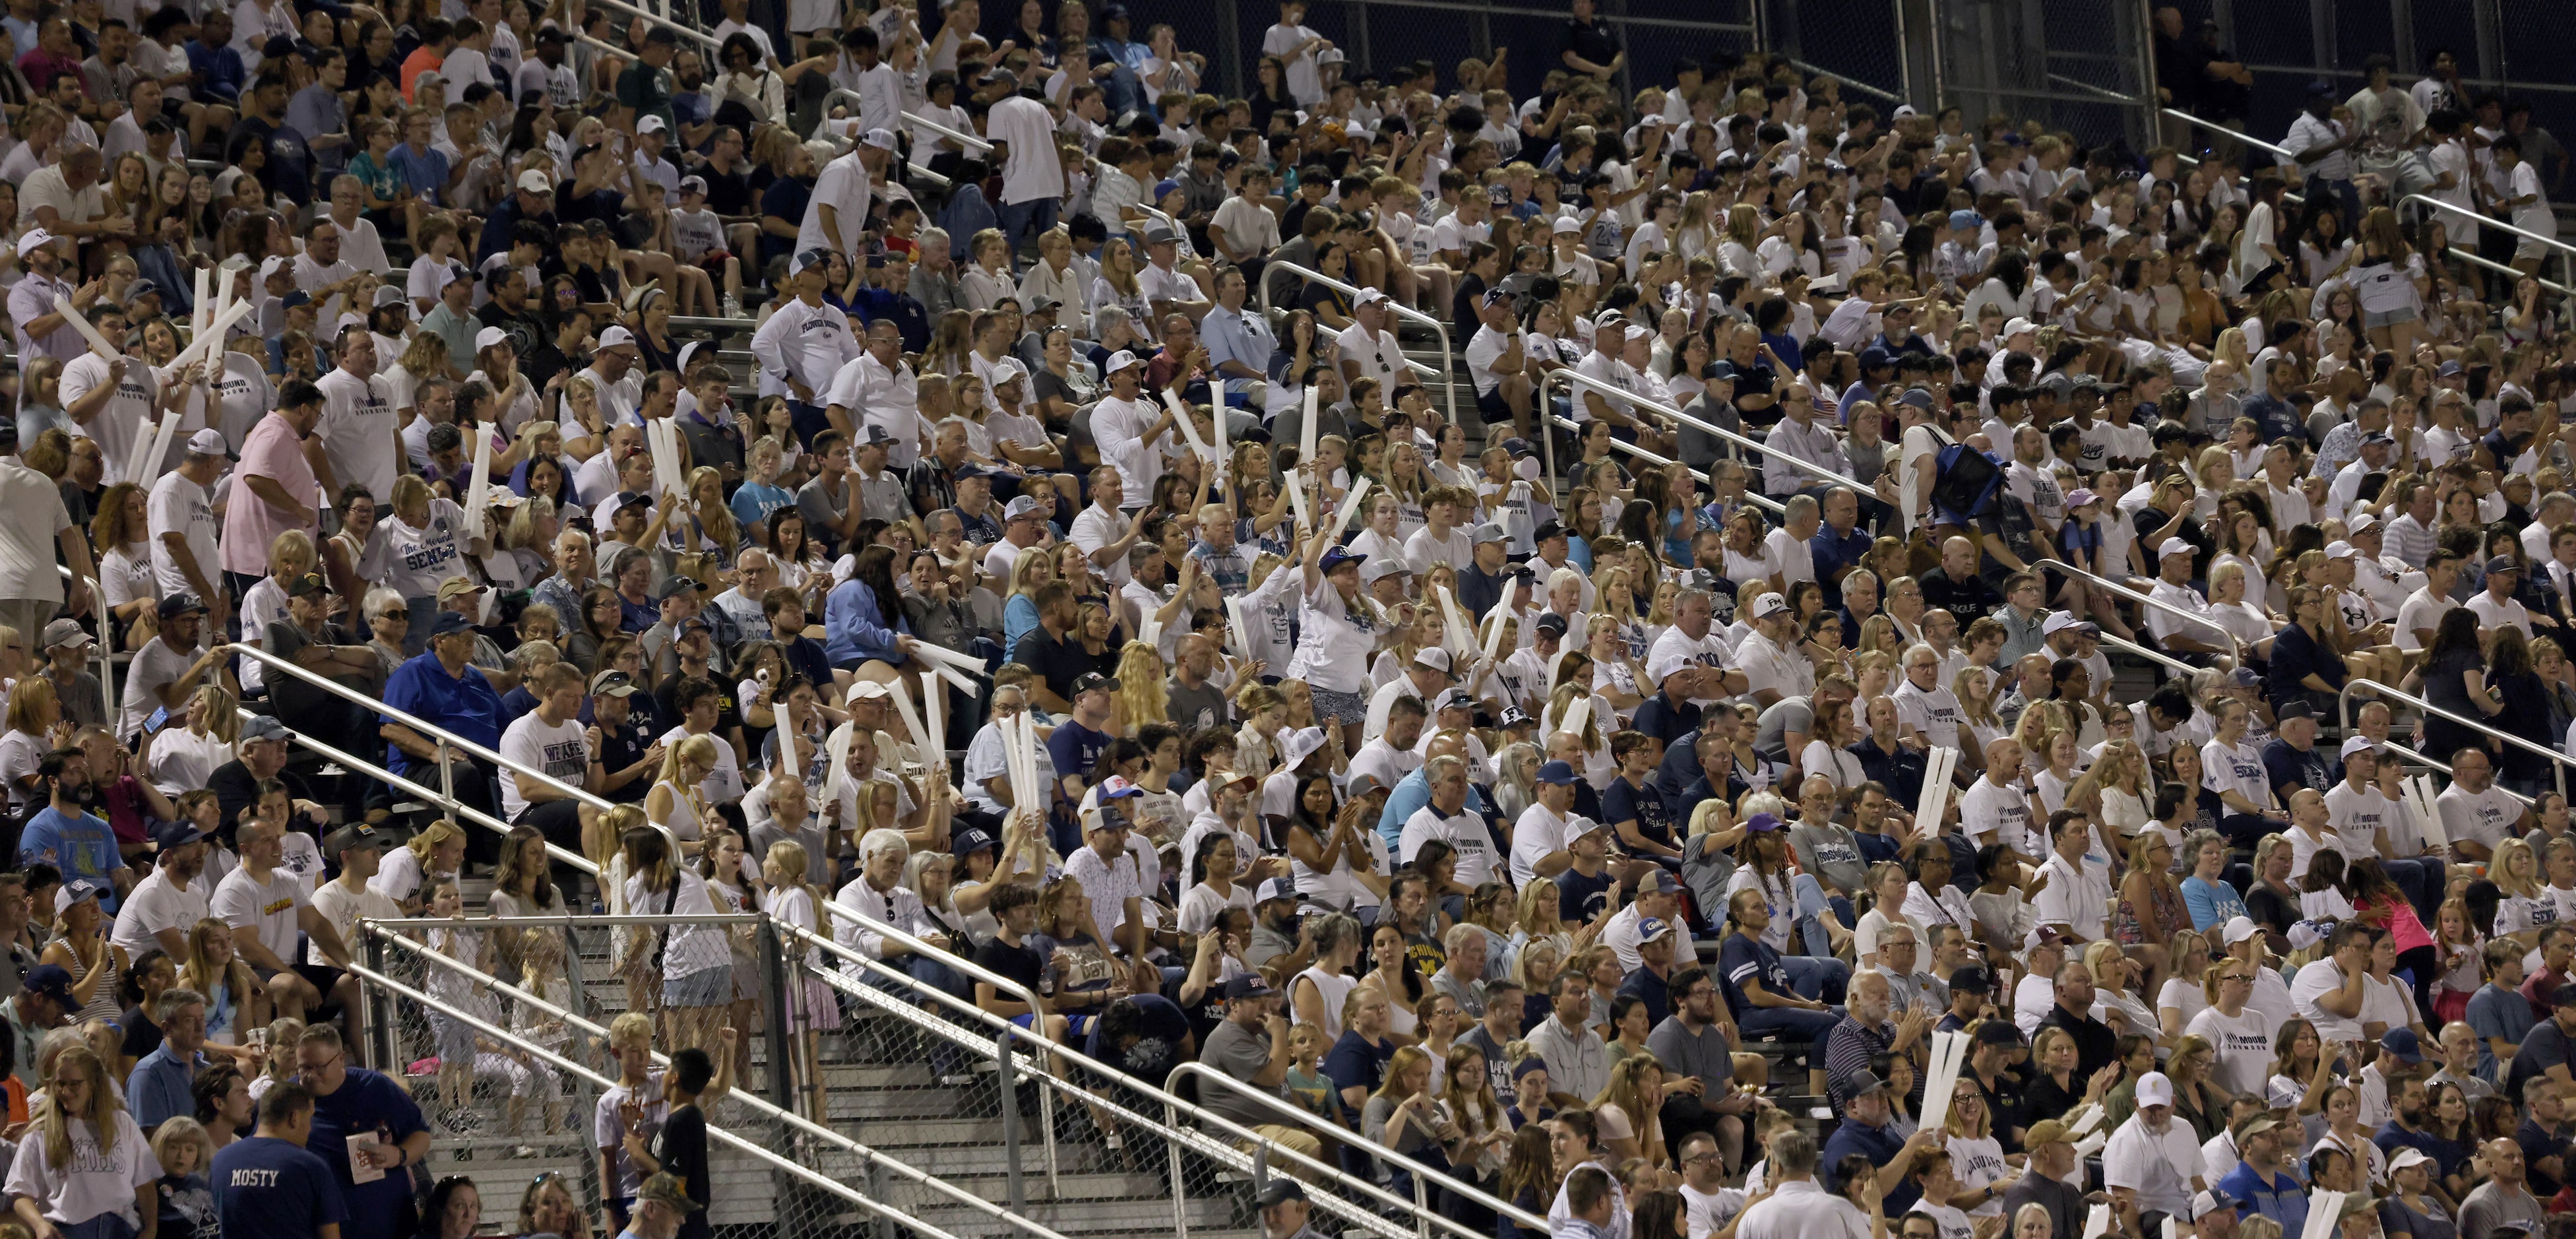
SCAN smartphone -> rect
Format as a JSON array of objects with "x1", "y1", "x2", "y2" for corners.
[{"x1": 143, "y1": 705, "x2": 170, "y2": 734}]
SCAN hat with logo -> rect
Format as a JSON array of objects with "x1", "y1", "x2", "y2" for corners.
[
  {"x1": 150, "y1": 819, "x2": 208, "y2": 852},
  {"x1": 21, "y1": 965, "x2": 73, "y2": 1005},
  {"x1": 590, "y1": 670, "x2": 641, "y2": 697},
  {"x1": 325, "y1": 823, "x2": 388, "y2": 856},
  {"x1": 2135, "y1": 1071, "x2": 2175, "y2": 1108},
  {"x1": 159, "y1": 594, "x2": 207, "y2": 620},
  {"x1": 1071, "y1": 672, "x2": 1121, "y2": 697},
  {"x1": 437, "y1": 576, "x2": 486, "y2": 602},
  {"x1": 39, "y1": 618, "x2": 92, "y2": 651},
  {"x1": 241, "y1": 715, "x2": 291, "y2": 743},
  {"x1": 1362, "y1": 558, "x2": 1410, "y2": 583},
  {"x1": 2189, "y1": 1191, "x2": 2243, "y2": 1222},
  {"x1": 2040, "y1": 611, "x2": 2081, "y2": 635},
  {"x1": 1222, "y1": 974, "x2": 1276, "y2": 1001},
  {"x1": 1257, "y1": 877, "x2": 1299, "y2": 905},
  {"x1": 53, "y1": 880, "x2": 100, "y2": 914},
  {"x1": 1949, "y1": 965, "x2": 1992, "y2": 993},
  {"x1": 427, "y1": 611, "x2": 478, "y2": 637},
  {"x1": 636, "y1": 1174, "x2": 691, "y2": 1213},
  {"x1": 1535, "y1": 760, "x2": 1581, "y2": 785}
]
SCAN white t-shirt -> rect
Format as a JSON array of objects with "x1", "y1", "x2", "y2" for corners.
[
  {"x1": 0, "y1": 1111, "x2": 156, "y2": 1228},
  {"x1": 377, "y1": 498, "x2": 468, "y2": 600},
  {"x1": 1645, "y1": 627, "x2": 1734, "y2": 704},
  {"x1": 316, "y1": 367, "x2": 400, "y2": 513},
  {"x1": 2100, "y1": 1114, "x2": 2205, "y2": 1218},
  {"x1": 1509, "y1": 802, "x2": 1573, "y2": 888},
  {"x1": 210, "y1": 864, "x2": 307, "y2": 965},
  {"x1": 2185, "y1": 1003, "x2": 2277, "y2": 1096},
  {"x1": 2200, "y1": 738, "x2": 2271, "y2": 811},
  {"x1": 1401, "y1": 806, "x2": 1498, "y2": 887},
  {"x1": 1959, "y1": 777, "x2": 2034, "y2": 854},
  {"x1": 2288, "y1": 958, "x2": 2365, "y2": 1040},
  {"x1": 146, "y1": 471, "x2": 218, "y2": 598},
  {"x1": 499, "y1": 713, "x2": 590, "y2": 819},
  {"x1": 660, "y1": 724, "x2": 745, "y2": 804},
  {"x1": 2437, "y1": 782, "x2": 2524, "y2": 857},
  {"x1": 109, "y1": 866, "x2": 208, "y2": 959}
]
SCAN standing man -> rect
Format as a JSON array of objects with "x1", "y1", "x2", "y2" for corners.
[
  {"x1": 224, "y1": 379, "x2": 329, "y2": 600},
  {"x1": 984, "y1": 71, "x2": 1064, "y2": 251},
  {"x1": 210, "y1": 1083, "x2": 346, "y2": 1239},
  {"x1": 125, "y1": 986, "x2": 210, "y2": 1131},
  {"x1": 148, "y1": 428, "x2": 226, "y2": 613},
  {"x1": 315, "y1": 326, "x2": 398, "y2": 522},
  {"x1": 293, "y1": 1024, "x2": 428, "y2": 1239}
]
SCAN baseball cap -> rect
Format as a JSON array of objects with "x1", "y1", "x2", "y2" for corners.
[
  {"x1": 1431, "y1": 687, "x2": 1473, "y2": 713},
  {"x1": 2340, "y1": 735, "x2": 2379, "y2": 759},
  {"x1": 1280, "y1": 726, "x2": 1327, "y2": 769},
  {"x1": 1005, "y1": 495, "x2": 1049, "y2": 521},
  {"x1": 1534, "y1": 761, "x2": 1580, "y2": 785},
  {"x1": 1469, "y1": 523, "x2": 1507, "y2": 545},
  {"x1": 150, "y1": 819, "x2": 207, "y2": 851},
  {"x1": 2488, "y1": 555, "x2": 2523, "y2": 575},
  {"x1": 1353, "y1": 287, "x2": 1389, "y2": 308},
  {"x1": 596, "y1": 325, "x2": 637, "y2": 350},
  {"x1": 2325, "y1": 540, "x2": 2357, "y2": 559},
  {"x1": 636, "y1": 1174, "x2": 690, "y2": 1212},
  {"x1": 239, "y1": 715, "x2": 290, "y2": 743},
  {"x1": 677, "y1": 174, "x2": 706, "y2": 194},
  {"x1": 2002, "y1": 316, "x2": 2037, "y2": 338},
  {"x1": 1745, "y1": 811, "x2": 1784, "y2": 833},
  {"x1": 1412, "y1": 647, "x2": 1455, "y2": 675},
  {"x1": 2386, "y1": 1147, "x2": 2432, "y2": 1174},
  {"x1": 325, "y1": 823, "x2": 387, "y2": 856},
  {"x1": 951, "y1": 827, "x2": 998, "y2": 860},
  {"x1": 427, "y1": 611, "x2": 477, "y2": 637},
  {"x1": 2155, "y1": 539, "x2": 2195, "y2": 559},
  {"x1": 862, "y1": 128, "x2": 898, "y2": 151},
  {"x1": 1534, "y1": 612, "x2": 1569, "y2": 635},
  {"x1": 1257, "y1": 877, "x2": 1299, "y2": 905},
  {"x1": 1552, "y1": 216, "x2": 1581, "y2": 234},
  {"x1": 53, "y1": 880, "x2": 100, "y2": 914},
  {"x1": 1102, "y1": 349, "x2": 1145, "y2": 373},
  {"x1": 287, "y1": 573, "x2": 327, "y2": 598},
  {"x1": 2221, "y1": 916, "x2": 2260, "y2": 946},
  {"x1": 1636, "y1": 917, "x2": 1672, "y2": 944},
  {"x1": 185, "y1": 428, "x2": 227, "y2": 455},
  {"x1": 437, "y1": 576, "x2": 486, "y2": 602},
  {"x1": 159, "y1": 594, "x2": 207, "y2": 620},
  {"x1": 1143, "y1": 223, "x2": 1179, "y2": 245},
  {"x1": 475, "y1": 326, "x2": 510, "y2": 350},
  {"x1": 1949, "y1": 965, "x2": 1992, "y2": 993},
  {"x1": 2380, "y1": 1027, "x2": 2425, "y2": 1064},
  {"x1": 518, "y1": 169, "x2": 553, "y2": 193},
  {"x1": 21, "y1": 965, "x2": 72, "y2": 1005},
  {"x1": 2348, "y1": 511, "x2": 2380, "y2": 534},
  {"x1": 1072, "y1": 672, "x2": 1120, "y2": 697},
  {"x1": 1947, "y1": 208, "x2": 1981, "y2": 231},
  {"x1": 2267, "y1": 1077, "x2": 2304, "y2": 1109},
  {"x1": 590, "y1": 670, "x2": 641, "y2": 697},
  {"x1": 637, "y1": 114, "x2": 669, "y2": 135},
  {"x1": 2135, "y1": 1071, "x2": 2174, "y2": 1108},
  {"x1": 2189, "y1": 1191, "x2": 2243, "y2": 1222},
  {"x1": 1362, "y1": 558, "x2": 1410, "y2": 583},
  {"x1": 39, "y1": 618, "x2": 92, "y2": 651},
  {"x1": 1255, "y1": 1179, "x2": 1307, "y2": 1208},
  {"x1": 1751, "y1": 594, "x2": 1790, "y2": 618},
  {"x1": 1840, "y1": 1068, "x2": 1893, "y2": 1100},
  {"x1": 1318, "y1": 546, "x2": 1366, "y2": 574},
  {"x1": 790, "y1": 248, "x2": 832, "y2": 275},
  {"x1": 2040, "y1": 611, "x2": 2080, "y2": 635},
  {"x1": 2023, "y1": 1118, "x2": 2076, "y2": 1147},
  {"x1": 1222, "y1": 974, "x2": 1276, "y2": 1001},
  {"x1": 2065, "y1": 488, "x2": 2099, "y2": 508},
  {"x1": 1638, "y1": 870, "x2": 1681, "y2": 895}
]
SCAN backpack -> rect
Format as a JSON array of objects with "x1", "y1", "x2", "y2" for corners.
[{"x1": 1929, "y1": 442, "x2": 2005, "y2": 519}]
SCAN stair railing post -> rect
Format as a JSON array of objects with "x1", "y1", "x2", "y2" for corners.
[
  {"x1": 435, "y1": 738, "x2": 455, "y2": 827},
  {"x1": 759, "y1": 919, "x2": 798, "y2": 1116},
  {"x1": 995, "y1": 1024, "x2": 1028, "y2": 1213},
  {"x1": 1166, "y1": 1096, "x2": 1191, "y2": 1239},
  {"x1": 361, "y1": 924, "x2": 394, "y2": 1071}
]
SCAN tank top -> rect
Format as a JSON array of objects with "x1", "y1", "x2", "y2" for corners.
[
  {"x1": 75, "y1": 948, "x2": 122, "y2": 1027},
  {"x1": 1293, "y1": 965, "x2": 1356, "y2": 1040}
]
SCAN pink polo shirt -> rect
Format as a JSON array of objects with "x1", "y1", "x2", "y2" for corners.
[{"x1": 220, "y1": 411, "x2": 318, "y2": 576}]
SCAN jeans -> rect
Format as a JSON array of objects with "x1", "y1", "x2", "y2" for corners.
[
  {"x1": 1778, "y1": 955, "x2": 1850, "y2": 1005},
  {"x1": 998, "y1": 197, "x2": 1061, "y2": 253},
  {"x1": 1791, "y1": 875, "x2": 1856, "y2": 957},
  {"x1": 1739, "y1": 1001, "x2": 1844, "y2": 1065}
]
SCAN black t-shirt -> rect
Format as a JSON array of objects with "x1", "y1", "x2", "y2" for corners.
[
  {"x1": 656, "y1": 1103, "x2": 713, "y2": 1239},
  {"x1": 654, "y1": 678, "x2": 743, "y2": 749},
  {"x1": 1011, "y1": 628, "x2": 1088, "y2": 705},
  {"x1": 697, "y1": 160, "x2": 767, "y2": 219},
  {"x1": 591, "y1": 718, "x2": 651, "y2": 804},
  {"x1": 974, "y1": 934, "x2": 1045, "y2": 998},
  {"x1": 1563, "y1": 16, "x2": 1619, "y2": 69},
  {"x1": 121, "y1": 1004, "x2": 162, "y2": 1061}
]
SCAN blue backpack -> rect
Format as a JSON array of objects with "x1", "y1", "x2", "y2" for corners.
[{"x1": 1929, "y1": 442, "x2": 2005, "y2": 519}]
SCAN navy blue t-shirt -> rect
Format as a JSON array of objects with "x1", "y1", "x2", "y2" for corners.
[
  {"x1": 1715, "y1": 932, "x2": 1794, "y2": 1023},
  {"x1": 212, "y1": 1135, "x2": 346, "y2": 1239},
  {"x1": 1084, "y1": 993, "x2": 1192, "y2": 1083},
  {"x1": 1555, "y1": 866, "x2": 1615, "y2": 923},
  {"x1": 304, "y1": 1069, "x2": 427, "y2": 1237},
  {"x1": 1323, "y1": 1030, "x2": 1396, "y2": 1098}
]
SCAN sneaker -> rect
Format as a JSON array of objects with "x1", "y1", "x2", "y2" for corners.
[
  {"x1": 721, "y1": 294, "x2": 743, "y2": 317},
  {"x1": 444, "y1": 1109, "x2": 486, "y2": 1135}
]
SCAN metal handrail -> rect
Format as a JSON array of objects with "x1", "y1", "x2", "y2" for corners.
[
  {"x1": 814, "y1": 898, "x2": 1047, "y2": 1030},
  {"x1": 2155, "y1": 107, "x2": 2576, "y2": 294},
  {"x1": 229, "y1": 707, "x2": 596, "y2": 874},
  {"x1": 1259, "y1": 259, "x2": 1459, "y2": 422},
  {"x1": 794, "y1": 905, "x2": 1058, "y2": 1200},
  {"x1": 1544, "y1": 409, "x2": 1786, "y2": 517},
  {"x1": 2375, "y1": 737, "x2": 2536, "y2": 810},
  {"x1": 2336, "y1": 679, "x2": 2569, "y2": 800},
  {"x1": 48, "y1": 565, "x2": 112, "y2": 725},
  {"x1": 232, "y1": 642, "x2": 615, "y2": 813},
  {"x1": 341, "y1": 955, "x2": 1005, "y2": 1239},
  {"x1": 585, "y1": 0, "x2": 719, "y2": 47},
  {"x1": 1168, "y1": 1062, "x2": 1551, "y2": 1234},
  {"x1": 1540, "y1": 367, "x2": 1869, "y2": 502},
  {"x1": 900, "y1": 108, "x2": 993, "y2": 154},
  {"x1": 2039, "y1": 557, "x2": 2247, "y2": 662},
  {"x1": 2096, "y1": 630, "x2": 2200, "y2": 679},
  {"x1": 1799, "y1": 64, "x2": 1904, "y2": 106},
  {"x1": 801, "y1": 903, "x2": 1432, "y2": 1236},
  {"x1": 360, "y1": 922, "x2": 1075, "y2": 1239}
]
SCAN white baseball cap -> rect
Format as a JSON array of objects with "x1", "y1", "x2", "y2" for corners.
[
  {"x1": 597, "y1": 325, "x2": 637, "y2": 350},
  {"x1": 1102, "y1": 350, "x2": 1144, "y2": 373},
  {"x1": 474, "y1": 326, "x2": 509, "y2": 351},
  {"x1": 862, "y1": 128, "x2": 899, "y2": 151},
  {"x1": 517, "y1": 169, "x2": 553, "y2": 194},
  {"x1": 2135, "y1": 1071, "x2": 2174, "y2": 1108},
  {"x1": 637, "y1": 115, "x2": 668, "y2": 135}
]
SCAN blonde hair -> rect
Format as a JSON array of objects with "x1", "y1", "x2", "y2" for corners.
[
  {"x1": 656, "y1": 732, "x2": 724, "y2": 791},
  {"x1": 1108, "y1": 641, "x2": 1168, "y2": 736},
  {"x1": 149, "y1": 1115, "x2": 214, "y2": 1175},
  {"x1": 3, "y1": 676, "x2": 57, "y2": 736},
  {"x1": 38, "y1": 1044, "x2": 124, "y2": 1167},
  {"x1": 407, "y1": 819, "x2": 464, "y2": 867},
  {"x1": 610, "y1": 1010, "x2": 655, "y2": 1048}
]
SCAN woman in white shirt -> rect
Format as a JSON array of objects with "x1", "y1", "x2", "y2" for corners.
[
  {"x1": 646, "y1": 734, "x2": 726, "y2": 860},
  {"x1": 3, "y1": 1044, "x2": 158, "y2": 1238},
  {"x1": 142, "y1": 683, "x2": 236, "y2": 798},
  {"x1": 1177, "y1": 833, "x2": 1255, "y2": 934},
  {"x1": 2205, "y1": 561, "x2": 2278, "y2": 652},
  {"x1": 1797, "y1": 697, "x2": 1868, "y2": 792},
  {"x1": 627, "y1": 825, "x2": 737, "y2": 1056},
  {"x1": 1282, "y1": 509, "x2": 1392, "y2": 746},
  {"x1": 90, "y1": 481, "x2": 157, "y2": 641},
  {"x1": 715, "y1": 34, "x2": 786, "y2": 128},
  {"x1": 370, "y1": 475, "x2": 486, "y2": 654},
  {"x1": 1852, "y1": 863, "x2": 1930, "y2": 971},
  {"x1": 0, "y1": 677, "x2": 60, "y2": 814}
]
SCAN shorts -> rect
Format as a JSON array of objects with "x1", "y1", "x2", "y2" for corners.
[
  {"x1": 2363, "y1": 306, "x2": 2418, "y2": 329},
  {"x1": 1474, "y1": 385, "x2": 1515, "y2": 423},
  {"x1": 2517, "y1": 236, "x2": 2558, "y2": 263},
  {"x1": 664, "y1": 965, "x2": 733, "y2": 1008},
  {"x1": 430, "y1": 1010, "x2": 480, "y2": 1064},
  {"x1": 695, "y1": 250, "x2": 734, "y2": 283},
  {"x1": 1308, "y1": 686, "x2": 1366, "y2": 725}
]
